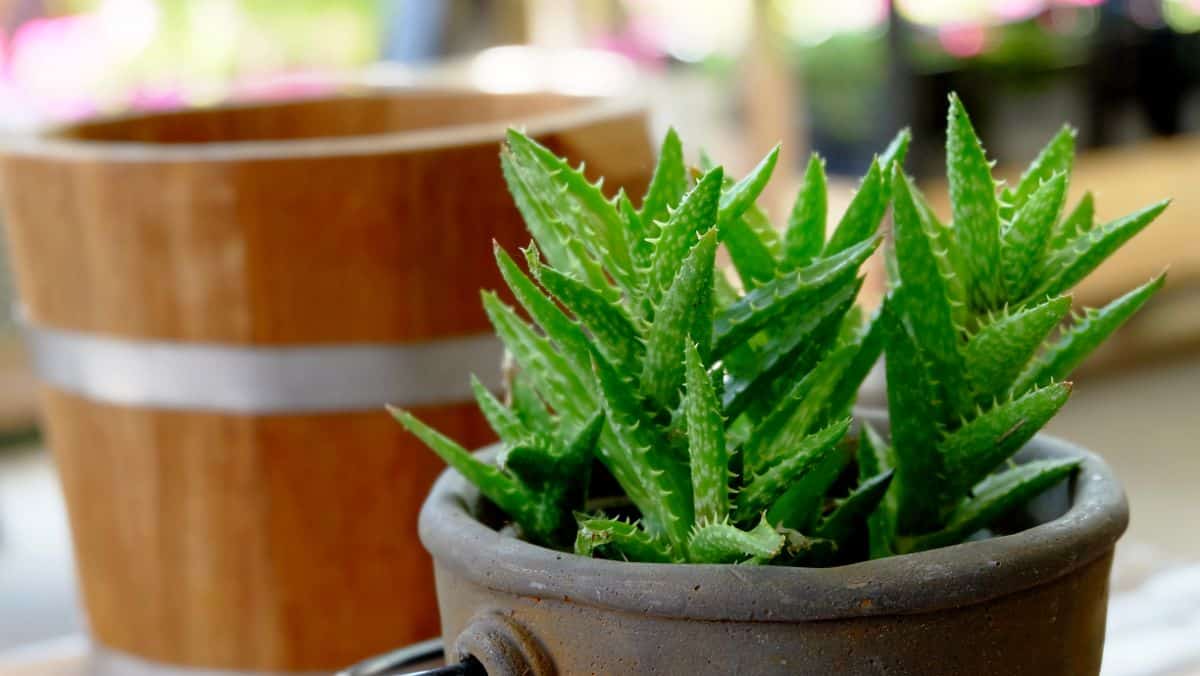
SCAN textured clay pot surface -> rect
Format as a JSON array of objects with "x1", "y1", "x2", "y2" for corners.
[{"x1": 419, "y1": 420, "x2": 1129, "y2": 676}]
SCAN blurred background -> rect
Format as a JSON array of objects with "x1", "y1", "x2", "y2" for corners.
[{"x1": 0, "y1": 0, "x2": 1196, "y2": 673}]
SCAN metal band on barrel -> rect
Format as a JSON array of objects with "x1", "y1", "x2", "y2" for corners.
[{"x1": 21, "y1": 321, "x2": 504, "y2": 413}]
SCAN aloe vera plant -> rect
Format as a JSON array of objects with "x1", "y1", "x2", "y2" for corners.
[
  {"x1": 393, "y1": 95, "x2": 1166, "y2": 566},
  {"x1": 871, "y1": 94, "x2": 1167, "y2": 557},
  {"x1": 394, "y1": 126, "x2": 895, "y2": 564}
]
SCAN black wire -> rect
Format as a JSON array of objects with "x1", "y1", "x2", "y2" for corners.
[
  {"x1": 336, "y1": 639, "x2": 487, "y2": 676},
  {"x1": 389, "y1": 655, "x2": 485, "y2": 676}
]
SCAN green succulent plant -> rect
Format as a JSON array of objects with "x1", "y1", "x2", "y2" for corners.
[
  {"x1": 394, "y1": 123, "x2": 899, "y2": 564},
  {"x1": 393, "y1": 95, "x2": 1166, "y2": 566},
  {"x1": 871, "y1": 94, "x2": 1167, "y2": 557}
]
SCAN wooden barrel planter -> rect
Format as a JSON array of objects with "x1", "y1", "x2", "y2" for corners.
[{"x1": 0, "y1": 90, "x2": 652, "y2": 672}]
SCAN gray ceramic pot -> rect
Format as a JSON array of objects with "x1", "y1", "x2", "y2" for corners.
[{"x1": 417, "y1": 419, "x2": 1128, "y2": 676}]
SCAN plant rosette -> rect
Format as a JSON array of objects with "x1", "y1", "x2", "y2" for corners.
[{"x1": 387, "y1": 95, "x2": 1162, "y2": 675}]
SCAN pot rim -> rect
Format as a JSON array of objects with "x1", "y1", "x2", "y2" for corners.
[
  {"x1": 0, "y1": 87, "x2": 644, "y2": 164},
  {"x1": 419, "y1": 411, "x2": 1129, "y2": 622}
]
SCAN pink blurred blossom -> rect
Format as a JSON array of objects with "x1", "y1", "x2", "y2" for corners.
[{"x1": 939, "y1": 23, "x2": 988, "y2": 58}]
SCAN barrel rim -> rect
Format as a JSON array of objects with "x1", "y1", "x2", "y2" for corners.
[{"x1": 0, "y1": 87, "x2": 646, "y2": 163}]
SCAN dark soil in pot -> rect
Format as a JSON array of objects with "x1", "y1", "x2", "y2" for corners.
[{"x1": 418, "y1": 417, "x2": 1128, "y2": 676}]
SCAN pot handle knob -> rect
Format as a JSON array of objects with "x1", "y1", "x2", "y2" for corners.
[{"x1": 452, "y1": 611, "x2": 553, "y2": 676}]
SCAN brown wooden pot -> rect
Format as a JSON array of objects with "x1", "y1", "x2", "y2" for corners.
[{"x1": 0, "y1": 89, "x2": 652, "y2": 672}]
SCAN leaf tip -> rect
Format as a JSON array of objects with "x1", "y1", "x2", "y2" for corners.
[{"x1": 386, "y1": 404, "x2": 413, "y2": 426}]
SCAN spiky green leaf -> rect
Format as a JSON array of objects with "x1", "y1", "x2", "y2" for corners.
[
  {"x1": 505, "y1": 411, "x2": 602, "y2": 481},
  {"x1": 892, "y1": 168, "x2": 971, "y2": 415},
  {"x1": 721, "y1": 278, "x2": 859, "y2": 421},
  {"x1": 647, "y1": 168, "x2": 723, "y2": 311},
  {"x1": 642, "y1": 229, "x2": 718, "y2": 407},
  {"x1": 1048, "y1": 191, "x2": 1094, "y2": 254},
  {"x1": 946, "y1": 93, "x2": 1003, "y2": 305},
  {"x1": 495, "y1": 244, "x2": 591, "y2": 373},
  {"x1": 1032, "y1": 199, "x2": 1169, "y2": 299},
  {"x1": 535, "y1": 262, "x2": 644, "y2": 375},
  {"x1": 735, "y1": 418, "x2": 850, "y2": 522},
  {"x1": 497, "y1": 437, "x2": 558, "y2": 490},
  {"x1": 617, "y1": 189, "x2": 643, "y2": 244},
  {"x1": 836, "y1": 304, "x2": 867, "y2": 347},
  {"x1": 565, "y1": 232, "x2": 623, "y2": 302},
  {"x1": 883, "y1": 310, "x2": 949, "y2": 533},
  {"x1": 505, "y1": 130, "x2": 636, "y2": 291},
  {"x1": 718, "y1": 145, "x2": 780, "y2": 225},
  {"x1": 910, "y1": 180, "x2": 972, "y2": 328},
  {"x1": 1015, "y1": 273, "x2": 1165, "y2": 392},
  {"x1": 471, "y1": 375, "x2": 528, "y2": 445},
  {"x1": 776, "y1": 530, "x2": 840, "y2": 566},
  {"x1": 500, "y1": 147, "x2": 578, "y2": 275},
  {"x1": 590, "y1": 350, "x2": 694, "y2": 550},
  {"x1": 1001, "y1": 172, "x2": 1067, "y2": 299},
  {"x1": 858, "y1": 422, "x2": 898, "y2": 559},
  {"x1": 743, "y1": 201, "x2": 783, "y2": 257},
  {"x1": 746, "y1": 344, "x2": 857, "y2": 475},
  {"x1": 783, "y1": 154, "x2": 827, "y2": 267},
  {"x1": 713, "y1": 264, "x2": 740, "y2": 309},
  {"x1": 482, "y1": 292, "x2": 594, "y2": 425},
  {"x1": 505, "y1": 412, "x2": 602, "y2": 515},
  {"x1": 687, "y1": 517, "x2": 784, "y2": 564},
  {"x1": 938, "y1": 383, "x2": 1071, "y2": 499},
  {"x1": 500, "y1": 136, "x2": 621, "y2": 300},
  {"x1": 824, "y1": 159, "x2": 888, "y2": 256},
  {"x1": 765, "y1": 439, "x2": 851, "y2": 531},
  {"x1": 879, "y1": 128, "x2": 912, "y2": 174},
  {"x1": 510, "y1": 368, "x2": 555, "y2": 435},
  {"x1": 721, "y1": 212, "x2": 779, "y2": 290},
  {"x1": 712, "y1": 235, "x2": 879, "y2": 358},
  {"x1": 640, "y1": 127, "x2": 688, "y2": 235},
  {"x1": 1002, "y1": 125, "x2": 1075, "y2": 221},
  {"x1": 390, "y1": 407, "x2": 562, "y2": 543},
  {"x1": 826, "y1": 301, "x2": 888, "y2": 417},
  {"x1": 963, "y1": 295, "x2": 1072, "y2": 401},
  {"x1": 575, "y1": 517, "x2": 674, "y2": 563},
  {"x1": 813, "y1": 470, "x2": 895, "y2": 543},
  {"x1": 895, "y1": 458, "x2": 1079, "y2": 554},
  {"x1": 684, "y1": 340, "x2": 729, "y2": 524}
]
